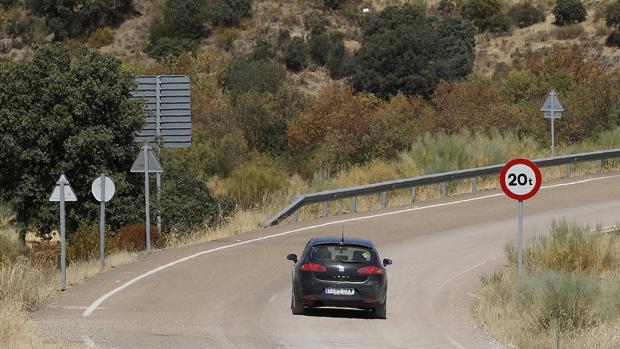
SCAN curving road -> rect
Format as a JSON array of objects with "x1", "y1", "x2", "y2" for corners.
[{"x1": 34, "y1": 174, "x2": 620, "y2": 349}]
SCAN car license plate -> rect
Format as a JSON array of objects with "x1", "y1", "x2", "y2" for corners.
[{"x1": 325, "y1": 288, "x2": 355, "y2": 296}]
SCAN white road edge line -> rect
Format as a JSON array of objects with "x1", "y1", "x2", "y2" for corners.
[
  {"x1": 82, "y1": 174, "x2": 620, "y2": 317},
  {"x1": 81, "y1": 335, "x2": 98, "y2": 349}
]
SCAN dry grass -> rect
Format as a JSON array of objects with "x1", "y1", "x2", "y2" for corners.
[
  {"x1": 0, "y1": 214, "x2": 138, "y2": 348},
  {"x1": 475, "y1": 222, "x2": 620, "y2": 348}
]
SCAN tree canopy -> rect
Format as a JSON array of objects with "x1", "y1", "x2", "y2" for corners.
[
  {"x1": 349, "y1": 5, "x2": 475, "y2": 98},
  {"x1": 0, "y1": 44, "x2": 145, "y2": 237}
]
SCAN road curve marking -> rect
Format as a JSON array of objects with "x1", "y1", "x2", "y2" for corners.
[{"x1": 83, "y1": 174, "x2": 620, "y2": 317}]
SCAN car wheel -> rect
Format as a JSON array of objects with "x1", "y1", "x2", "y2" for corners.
[
  {"x1": 291, "y1": 289, "x2": 304, "y2": 315},
  {"x1": 374, "y1": 300, "x2": 387, "y2": 319}
]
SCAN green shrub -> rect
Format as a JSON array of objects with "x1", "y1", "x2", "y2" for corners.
[
  {"x1": 87, "y1": 27, "x2": 114, "y2": 48},
  {"x1": 211, "y1": 0, "x2": 252, "y2": 26},
  {"x1": 308, "y1": 30, "x2": 348, "y2": 77},
  {"x1": 607, "y1": 29, "x2": 620, "y2": 47},
  {"x1": 438, "y1": 0, "x2": 457, "y2": 16},
  {"x1": 114, "y1": 224, "x2": 164, "y2": 252},
  {"x1": 224, "y1": 155, "x2": 286, "y2": 207},
  {"x1": 514, "y1": 270, "x2": 606, "y2": 333},
  {"x1": 162, "y1": 0, "x2": 210, "y2": 37},
  {"x1": 0, "y1": 0, "x2": 18, "y2": 7},
  {"x1": 461, "y1": 0, "x2": 503, "y2": 30},
  {"x1": 553, "y1": 0, "x2": 587, "y2": 25},
  {"x1": 507, "y1": 3, "x2": 546, "y2": 28},
  {"x1": 284, "y1": 37, "x2": 309, "y2": 72},
  {"x1": 350, "y1": 4, "x2": 475, "y2": 98},
  {"x1": 220, "y1": 57, "x2": 285, "y2": 99},
  {"x1": 324, "y1": 0, "x2": 344, "y2": 9},
  {"x1": 251, "y1": 39, "x2": 275, "y2": 60},
  {"x1": 485, "y1": 13, "x2": 512, "y2": 33},
  {"x1": 156, "y1": 162, "x2": 234, "y2": 234},
  {"x1": 26, "y1": 0, "x2": 132, "y2": 40},
  {"x1": 506, "y1": 220, "x2": 617, "y2": 272},
  {"x1": 436, "y1": 16, "x2": 476, "y2": 79},
  {"x1": 607, "y1": 1, "x2": 620, "y2": 27}
]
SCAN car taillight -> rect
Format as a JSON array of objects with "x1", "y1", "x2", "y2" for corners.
[
  {"x1": 299, "y1": 262, "x2": 327, "y2": 272},
  {"x1": 357, "y1": 266, "x2": 384, "y2": 275}
]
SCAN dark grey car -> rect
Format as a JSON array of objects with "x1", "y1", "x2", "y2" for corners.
[{"x1": 287, "y1": 236, "x2": 392, "y2": 319}]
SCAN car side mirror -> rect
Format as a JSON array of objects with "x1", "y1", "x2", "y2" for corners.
[
  {"x1": 383, "y1": 258, "x2": 393, "y2": 266},
  {"x1": 287, "y1": 254, "x2": 298, "y2": 263}
]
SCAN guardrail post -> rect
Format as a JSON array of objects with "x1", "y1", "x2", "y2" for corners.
[
  {"x1": 440, "y1": 182, "x2": 447, "y2": 197},
  {"x1": 322, "y1": 202, "x2": 328, "y2": 218},
  {"x1": 565, "y1": 164, "x2": 572, "y2": 177},
  {"x1": 411, "y1": 187, "x2": 417, "y2": 203},
  {"x1": 472, "y1": 177, "x2": 478, "y2": 193},
  {"x1": 352, "y1": 197, "x2": 357, "y2": 213},
  {"x1": 293, "y1": 209, "x2": 299, "y2": 223},
  {"x1": 598, "y1": 159, "x2": 603, "y2": 174},
  {"x1": 380, "y1": 192, "x2": 387, "y2": 208}
]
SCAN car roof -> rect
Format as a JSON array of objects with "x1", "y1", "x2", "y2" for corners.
[{"x1": 310, "y1": 236, "x2": 375, "y2": 249}]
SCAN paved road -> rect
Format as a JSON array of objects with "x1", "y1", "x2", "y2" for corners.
[{"x1": 34, "y1": 174, "x2": 620, "y2": 349}]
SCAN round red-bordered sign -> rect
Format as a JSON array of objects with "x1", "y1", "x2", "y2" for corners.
[{"x1": 499, "y1": 158, "x2": 542, "y2": 201}]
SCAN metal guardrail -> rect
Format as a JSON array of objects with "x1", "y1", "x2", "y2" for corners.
[{"x1": 265, "y1": 149, "x2": 620, "y2": 226}]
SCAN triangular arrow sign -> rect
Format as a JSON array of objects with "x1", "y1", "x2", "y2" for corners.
[
  {"x1": 49, "y1": 175, "x2": 78, "y2": 202},
  {"x1": 131, "y1": 144, "x2": 164, "y2": 173},
  {"x1": 541, "y1": 89, "x2": 564, "y2": 119}
]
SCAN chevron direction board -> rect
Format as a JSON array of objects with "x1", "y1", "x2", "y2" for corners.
[{"x1": 131, "y1": 75, "x2": 192, "y2": 148}]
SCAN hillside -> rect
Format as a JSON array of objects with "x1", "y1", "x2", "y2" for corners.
[{"x1": 2, "y1": 0, "x2": 618, "y2": 95}]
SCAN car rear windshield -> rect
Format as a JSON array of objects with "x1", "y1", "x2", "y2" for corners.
[{"x1": 310, "y1": 244, "x2": 372, "y2": 263}]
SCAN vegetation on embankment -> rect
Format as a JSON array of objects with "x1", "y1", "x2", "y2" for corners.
[{"x1": 475, "y1": 220, "x2": 620, "y2": 348}]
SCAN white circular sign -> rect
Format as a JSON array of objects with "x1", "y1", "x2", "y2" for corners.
[
  {"x1": 499, "y1": 159, "x2": 542, "y2": 201},
  {"x1": 91, "y1": 175, "x2": 116, "y2": 203}
]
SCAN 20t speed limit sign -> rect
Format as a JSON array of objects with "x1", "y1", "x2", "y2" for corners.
[
  {"x1": 500, "y1": 158, "x2": 542, "y2": 274},
  {"x1": 500, "y1": 158, "x2": 542, "y2": 201}
]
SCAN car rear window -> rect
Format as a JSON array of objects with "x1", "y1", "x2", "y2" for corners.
[{"x1": 310, "y1": 244, "x2": 372, "y2": 263}]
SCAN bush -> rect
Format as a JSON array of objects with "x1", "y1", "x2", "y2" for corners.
[
  {"x1": 553, "y1": 0, "x2": 587, "y2": 25},
  {"x1": 148, "y1": 36, "x2": 200, "y2": 60},
  {"x1": 67, "y1": 224, "x2": 116, "y2": 262},
  {"x1": 87, "y1": 27, "x2": 114, "y2": 48},
  {"x1": 607, "y1": 29, "x2": 620, "y2": 47},
  {"x1": 350, "y1": 4, "x2": 475, "y2": 98},
  {"x1": 308, "y1": 30, "x2": 348, "y2": 78},
  {"x1": 26, "y1": 0, "x2": 132, "y2": 40},
  {"x1": 283, "y1": 37, "x2": 309, "y2": 72},
  {"x1": 156, "y1": 162, "x2": 234, "y2": 234},
  {"x1": 29, "y1": 243, "x2": 60, "y2": 267},
  {"x1": 0, "y1": 233, "x2": 23, "y2": 265},
  {"x1": 506, "y1": 220, "x2": 617, "y2": 272},
  {"x1": 114, "y1": 224, "x2": 164, "y2": 252},
  {"x1": 211, "y1": 0, "x2": 252, "y2": 26},
  {"x1": 220, "y1": 57, "x2": 285, "y2": 99},
  {"x1": 507, "y1": 3, "x2": 546, "y2": 28},
  {"x1": 324, "y1": 0, "x2": 344, "y2": 9},
  {"x1": 436, "y1": 16, "x2": 476, "y2": 79},
  {"x1": 607, "y1": 1, "x2": 620, "y2": 27},
  {"x1": 461, "y1": 0, "x2": 503, "y2": 31},
  {"x1": 223, "y1": 155, "x2": 286, "y2": 207}
]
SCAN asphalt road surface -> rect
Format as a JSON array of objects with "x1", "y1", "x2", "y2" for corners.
[{"x1": 34, "y1": 173, "x2": 620, "y2": 349}]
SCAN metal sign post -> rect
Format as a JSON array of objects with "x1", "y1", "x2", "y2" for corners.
[
  {"x1": 541, "y1": 90, "x2": 564, "y2": 157},
  {"x1": 91, "y1": 175, "x2": 115, "y2": 271},
  {"x1": 500, "y1": 158, "x2": 542, "y2": 273},
  {"x1": 131, "y1": 143, "x2": 163, "y2": 253},
  {"x1": 49, "y1": 175, "x2": 77, "y2": 290}
]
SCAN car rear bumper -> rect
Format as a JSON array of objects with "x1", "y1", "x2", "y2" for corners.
[{"x1": 295, "y1": 275, "x2": 387, "y2": 309}]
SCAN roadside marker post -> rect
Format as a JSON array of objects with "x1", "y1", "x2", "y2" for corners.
[
  {"x1": 91, "y1": 174, "x2": 115, "y2": 271},
  {"x1": 541, "y1": 90, "x2": 564, "y2": 157},
  {"x1": 499, "y1": 159, "x2": 542, "y2": 273},
  {"x1": 131, "y1": 143, "x2": 163, "y2": 252},
  {"x1": 49, "y1": 174, "x2": 77, "y2": 290}
]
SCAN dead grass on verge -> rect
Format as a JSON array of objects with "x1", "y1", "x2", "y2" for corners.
[
  {"x1": 475, "y1": 221, "x2": 620, "y2": 348},
  {"x1": 0, "y1": 216, "x2": 138, "y2": 349}
]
